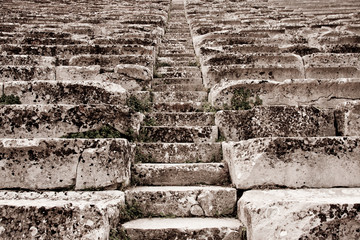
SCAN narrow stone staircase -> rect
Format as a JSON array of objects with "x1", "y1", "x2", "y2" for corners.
[{"x1": 122, "y1": 0, "x2": 243, "y2": 238}]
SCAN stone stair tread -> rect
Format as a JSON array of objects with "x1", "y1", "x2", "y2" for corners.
[
  {"x1": 152, "y1": 83, "x2": 205, "y2": 91},
  {"x1": 239, "y1": 188, "x2": 360, "y2": 240},
  {"x1": 125, "y1": 186, "x2": 237, "y2": 217},
  {"x1": 145, "y1": 112, "x2": 215, "y2": 126},
  {"x1": 132, "y1": 162, "x2": 229, "y2": 186},
  {"x1": 152, "y1": 77, "x2": 203, "y2": 85},
  {"x1": 135, "y1": 142, "x2": 222, "y2": 163},
  {"x1": 152, "y1": 101, "x2": 204, "y2": 112},
  {"x1": 153, "y1": 90, "x2": 207, "y2": 102},
  {"x1": 139, "y1": 126, "x2": 218, "y2": 143}
]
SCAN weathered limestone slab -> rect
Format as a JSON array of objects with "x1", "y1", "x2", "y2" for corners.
[
  {"x1": 216, "y1": 106, "x2": 335, "y2": 141},
  {"x1": 56, "y1": 65, "x2": 106, "y2": 81},
  {"x1": 0, "y1": 138, "x2": 133, "y2": 190},
  {"x1": 125, "y1": 186, "x2": 236, "y2": 217},
  {"x1": 335, "y1": 101, "x2": 360, "y2": 136},
  {"x1": 152, "y1": 101, "x2": 203, "y2": 112},
  {"x1": 132, "y1": 163, "x2": 229, "y2": 186},
  {"x1": 135, "y1": 143, "x2": 222, "y2": 163},
  {"x1": 0, "y1": 104, "x2": 142, "y2": 138},
  {"x1": 153, "y1": 91, "x2": 207, "y2": 103},
  {"x1": 239, "y1": 188, "x2": 360, "y2": 240},
  {"x1": 69, "y1": 55, "x2": 152, "y2": 68},
  {"x1": 156, "y1": 66, "x2": 201, "y2": 78},
  {"x1": 202, "y1": 65, "x2": 304, "y2": 87},
  {"x1": 223, "y1": 137, "x2": 360, "y2": 189},
  {"x1": 2, "y1": 80, "x2": 127, "y2": 105},
  {"x1": 145, "y1": 112, "x2": 215, "y2": 126},
  {"x1": 0, "y1": 190, "x2": 125, "y2": 239},
  {"x1": 123, "y1": 218, "x2": 243, "y2": 240},
  {"x1": 140, "y1": 126, "x2": 218, "y2": 143},
  {"x1": 0, "y1": 65, "x2": 55, "y2": 81},
  {"x1": 209, "y1": 79, "x2": 360, "y2": 108},
  {"x1": 304, "y1": 53, "x2": 360, "y2": 79},
  {"x1": 0, "y1": 55, "x2": 55, "y2": 66}
]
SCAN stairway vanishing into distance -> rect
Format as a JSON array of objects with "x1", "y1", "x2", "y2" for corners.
[{"x1": 0, "y1": 0, "x2": 360, "y2": 239}]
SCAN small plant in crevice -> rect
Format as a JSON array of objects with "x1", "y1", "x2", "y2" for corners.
[
  {"x1": 240, "y1": 227, "x2": 247, "y2": 240},
  {"x1": 143, "y1": 116, "x2": 157, "y2": 126},
  {"x1": 216, "y1": 133, "x2": 227, "y2": 142},
  {"x1": 229, "y1": 88, "x2": 262, "y2": 110},
  {"x1": 61, "y1": 125, "x2": 137, "y2": 142},
  {"x1": 109, "y1": 227, "x2": 130, "y2": 240},
  {"x1": 119, "y1": 202, "x2": 144, "y2": 224},
  {"x1": 156, "y1": 61, "x2": 171, "y2": 68},
  {"x1": 201, "y1": 102, "x2": 219, "y2": 113},
  {"x1": 0, "y1": 84, "x2": 21, "y2": 105},
  {"x1": 134, "y1": 147, "x2": 157, "y2": 163},
  {"x1": 126, "y1": 92, "x2": 154, "y2": 113}
]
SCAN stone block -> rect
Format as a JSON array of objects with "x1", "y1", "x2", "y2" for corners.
[
  {"x1": 0, "y1": 105, "x2": 143, "y2": 138},
  {"x1": 335, "y1": 101, "x2": 360, "y2": 137},
  {"x1": 0, "y1": 139, "x2": 133, "y2": 190},
  {"x1": 0, "y1": 190, "x2": 125, "y2": 239},
  {"x1": 223, "y1": 137, "x2": 360, "y2": 189},
  {"x1": 125, "y1": 186, "x2": 236, "y2": 217},
  {"x1": 209, "y1": 78, "x2": 360, "y2": 108},
  {"x1": 0, "y1": 65, "x2": 55, "y2": 81},
  {"x1": 239, "y1": 188, "x2": 360, "y2": 240},
  {"x1": 216, "y1": 107, "x2": 335, "y2": 141},
  {"x1": 56, "y1": 65, "x2": 106, "y2": 81}
]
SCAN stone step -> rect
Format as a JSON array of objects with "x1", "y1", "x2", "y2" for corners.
[
  {"x1": 125, "y1": 186, "x2": 237, "y2": 217},
  {"x1": 68, "y1": 54, "x2": 152, "y2": 68},
  {"x1": 0, "y1": 55, "x2": 55, "y2": 66},
  {"x1": 158, "y1": 52, "x2": 196, "y2": 58},
  {"x1": 144, "y1": 112, "x2": 215, "y2": 126},
  {"x1": 135, "y1": 142, "x2": 223, "y2": 163},
  {"x1": 209, "y1": 78, "x2": 360, "y2": 109},
  {"x1": 0, "y1": 138, "x2": 132, "y2": 190},
  {"x1": 156, "y1": 66, "x2": 201, "y2": 78},
  {"x1": 0, "y1": 190, "x2": 125, "y2": 239},
  {"x1": 123, "y1": 218, "x2": 244, "y2": 239},
  {"x1": 139, "y1": 126, "x2": 218, "y2": 143},
  {"x1": 2, "y1": 80, "x2": 127, "y2": 105},
  {"x1": 202, "y1": 64, "x2": 305, "y2": 87},
  {"x1": 0, "y1": 104, "x2": 142, "y2": 138},
  {"x1": 239, "y1": 188, "x2": 360, "y2": 240},
  {"x1": 153, "y1": 91, "x2": 207, "y2": 102},
  {"x1": 0, "y1": 44, "x2": 155, "y2": 56},
  {"x1": 157, "y1": 56, "x2": 198, "y2": 66},
  {"x1": 152, "y1": 77, "x2": 202, "y2": 85},
  {"x1": 223, "y1": 137, "x2": 360, "y2": 189},
  {"x1": 0, "y1": 65, "x2": 55, "y2": 81},
  {"x1": 152, "y1": 83, "x2": 205, "y2": 91},
  {"x1": 216, "y1": 106, "x2": 336, "y2": 141},
  {"x1": 159, "y1": 48, "x2": 195, "y2": 56},
  {"x1": 152, "y1": 101, "x2": 203, "y2": 112},
  {"x1": 132, "y1": 163, "x2": 230, "y2": 186}
]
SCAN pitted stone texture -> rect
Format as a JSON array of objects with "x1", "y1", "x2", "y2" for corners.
[
  {"x1": 2, "y1": 80, "x2": 127, "y2": 105},
  {"x1": 140, "y1": 126, "x2": 218, "y2": 143},
  {"x1": 239, "y1": 188, "x2": 360, "y2": 240},
  {"x1": 0, "y1": 190, "x2": 124, "y2": 240},
  {"x1": 145, "y1": 112, "x2": 215, "y2": 126},
  {"x1": 135, "y1": 143, "x2": 222, "y2": 163},
  {"x1": 304, "y1": 53, "x2": 360, "y2": 79},
  {"x1": 335, "y1": 101, "x2": 360, "y2": 137},
  {"x1": 153, "y1": 91, "x2": 207, "y2": 103},
  {"x1": 223, "y1": 137, "x2": 360, "y2": 189},
  {"x1": 125, "y1": 186, "x2": 236, "y2": 217},
  {"x1": 209, "y1": 79, "x2": 360, "y2": 108},
  {"x1": 115, "y1": 64, "x2": 152, "y2": 81},
  {"x1": 0, "y1": 65, "x2": 55, "y2": 81},
  {"x1": 132, "y1": 163, "x2": 229, "y2": 186},
  {"x1": 0, "y1": 55, "x2": 56, "y2": 67},
  {"x1": 216, "y1": 106, "x2": 335, "y2": 141},
  {"x1": 56, "y1": 66, "x2": 106, "y2": 81},
  {"x1": 0, "y1": 138, "x2": 133, "y2": 190},
  {"x1": 123, "y1": 218, "x2": 243, "y2": 240},
  {"x1": 0, "y1": 104, "x2": 142, "y2": 138}
]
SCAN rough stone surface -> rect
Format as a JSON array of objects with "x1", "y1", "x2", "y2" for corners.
[
  {"x1": 223, "y1": 137, "x2": 360, "y2": 189},
  {"x1": 145, "y1": 112, "x2": 215, "y2": 126},
  {"x1": 2, "y1": 80, "x2": 127, "y2": 105},
  {"x1": 132, "y1": 163, "x2": 229, "y2": 186},
  {"x1": 140, "y1": 126, "x2": 218, "y2": 143},
  {"x1": 209, "y1": 79, "x2": 360, "y2": 109},
  {"x1": 125, "y1": 186, "x2": 236, "y2": 217},
  {"x1": 0, "y1": 138, "x2": 133, "y2": 190},
  {"x1": 336, "y1": 101, "x2": 360, "y2": 137},
  {"x1": 0, "y1": 190, "x2": 125, "y2": 240},
  {"x1": 0, "y1": 105, "x2": 143, "y2": 138},
  {"x1": 239, "y1": 188, "x2": 360, "y2": 240},
  {"x1": 135, "y1": 143, "x2": 223, "y2": 163},
  {"x1": 56, "y1": 66, "x2": 105, "y2": 81},
  {"x1": 114, "y1": 64, "x2": 152, "y2": 82},
  {"x1": 216, "y1": 107, "x2": 335, "y2": 141},
  {"x1": 123, "y1": 218, "x2": 243, "y2": 240}
]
